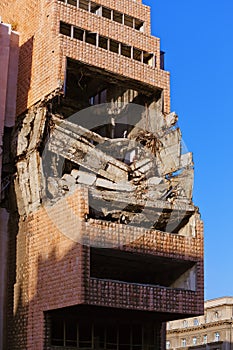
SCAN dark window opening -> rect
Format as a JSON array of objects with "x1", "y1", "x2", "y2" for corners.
[
  {"x1": 132, "y1": 324, "x2": 143, "y2": 350},
  {"x1": 86, "y1": 31, "x2": 97, "y2": 46},
  {"x1": 60, "y1": 23, "x2": 156, "y2": 68},
  {"x1": 60, "y1": 21, "x2": 71, "y2": 37},
  {"x1": 51, "y1": 318, "x2": 64, "y2": 346},
  {"x1": 90, "y1": 2, "x2": 101, "y2": 14},
  {"x1": 133, "y1": 48, "x2": 142, "y2": 62},
  {"x1": 110, "y1": 39, "x2": 119, "y2": 54},
  {"x1": 73, "y1": 27, "x2": 84, "y2": 41},
  {"x1": 160, "y1": 51, "x2": 165, "y2": 70},
  {"x1": 144, "y1": 325, "x2": 155, "y2": 350},
  {"x1": 79, "y1": 0, "x2": 89, "y2": 11},
  {"x1": 94, "y1": 324, "x2": 105, "y2": 348},
  {"x1": 135, "y1": 19, "x2": 144, "y2": 31},
  {"x1": 121, "y1": 43, "x2": 131, "y2": 58},
  {"x1": 124, "y1": 14, "x2": 134, "y2": 28},
  {"x1": 67, "y1": 0, "x2": 77, "y2": 6},
  {"x1": 106, "y1": 325, "x2": 117, "y2": 349},
  {"x1": 99, "y1": 35, "x2": 108, "y2": 50},
  {"x1": 89, "y1": 89, "x2": 107, "y2": 105},
  {"x1": 143, "y1": 52, "x2": 154, "y2": 66},
  {"x1": 113, "y1": 10, "x2": 123, "y2": 24},
  {"x1": 48, "y1": 309, "x2": 160, "y2": 350},
  {"x1": 66, "y1": 319, "x2": 77, "y2": 347},
  {"x1": 90, "y1": 247, "x2": 196, "y2": 288},
  {"x1": 102, "y1": 6, "x2": 112, "y2": 19},
  {"x1": 58, "y1": 0, "x2": 145, "y2": 33},
  {"x1": 79, "y1": 323, "x2": 92, "y2": 348},
  {"x1": 63, "y1": 58, "x2": 159, "y2": 119},
  {"x1": 119, "y1": 324, "x2": 131, "y2": 350}
]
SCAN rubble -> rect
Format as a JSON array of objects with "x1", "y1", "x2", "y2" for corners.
[{"x1": 12, "y1": 97, "x2": 196, "y2": 233}]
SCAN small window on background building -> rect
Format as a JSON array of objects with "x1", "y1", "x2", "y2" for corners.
[
  {"x1": 215, "y1": 332, "x2": 220, "y2": 341},
  {"x1": 182, "y1": 339, "x2": 186, "y2": 347},
  {"x1": 215, "y1": 311, "x2": 219, "y2": 319},
  {"x1": 193, "y1": 337, "x2": 197, "y2": 345},
  {"x1": 194, "y1": 318, "x2": 199, "y2": 326},
  {"x1": 166, "y1": 341, "x2": 171, "y2": 349},
  {"x1": 204, "y1": 335, "x2": 208, "y2": 344}
]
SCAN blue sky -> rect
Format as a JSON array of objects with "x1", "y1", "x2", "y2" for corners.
[{"x1": 142, "y1": 0, "x2": 233, "y2": 300}]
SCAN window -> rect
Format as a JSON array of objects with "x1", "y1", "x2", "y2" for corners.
[
  {"x1": 124, "y1": 14, "x2": 134, "y2": 28},
  {"x1": 182, "y1": 339, "x2": 186, "y2": 347},
  {"x1": 109, "y1": 39, "x2": 119, "y2": 54},
  {"x1": 143, "y1": 52, "x2": 154, "y2": 66},
  {"x1": 73, "y1": 27, "x2": 84, "y2": 41},
  {"x1": 135, "y1": 18, "x2": 144, "y2": 31},
  {"x1": 67, "y1": 0, "x2": 77, "y2": 5},
  {"x1": 203, "y1": 335, "x2": 208, "y2": 344},
  {"x1": 215, "y1": 311, "x2": 219, "y2": 319},
  {"x1": 99, "y1": 35, "x2": 108, "y2": 50},
  {"x1": 193, "y1": 337, "x2": 197, "y2": 345},
  {"x1": 102, "y1": 6, "x2": 112, "y2": 19},
  {"x1": 215, "y1": 332, "x2": 220, "y2": 342},
  {"x1": 59, "y1": 22, "x2": 156, "y2": 67},
  {"x1": 58, "y1": 0, "x2": 144, "y2": 32},
  {"x1": 79, "y1": 0, "x2": 89, "y2": 11},
  {"x1": 121, "y1": 44, "x2": 131, "y2": 58},
  {"x1": 113, "y1": 10, "x2": 123, "y2": 24},
  {"x1": 166, "y1": 341, "x2": 171, "y2": 349},
  {"x1": 86, "y1": 31, "x2": 97, "y2": 46},
  {"x1": 193, "y1": 318, "x2": 199, "y2": 326},
  {"x1": 160, "y1": 51, "x2": 165, "y2": 70},
  {"x1": 60, "y1": 22, "x2": 71, "y2": 36},
  {"x1": 183, "y1": 320, "x2": 188, "y2": 328},
  {"x1": 89, "y1": 89, "x2": 107, "y2": 106},
  {"x1": 90, "y1": 2, "x2": 101, "y2": 15},
  {"x1": 51, "y1": 318, "x2": 64, "y2": 346},
  {"x1": 133, "y1": 48, "x2": 142, "y2": 62},
  {"x1": 50, "y1": 312, "x2": 158, "y2": 350},
  {"x1": 66, "y1": 319, "x2": 77, "y2": 347}
]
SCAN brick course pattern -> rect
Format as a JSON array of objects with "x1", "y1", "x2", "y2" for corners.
[
  {"x1": 10, "y1": 188, "x2": 204, "y2": 349},
  {"x1": 0, "y1": 0, "x2": 204, "y2": 348},
  {"x1": 0, "y1": 0, "x2": 170, "y2": 116}
]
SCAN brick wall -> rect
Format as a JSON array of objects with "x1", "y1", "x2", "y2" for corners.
[
  {"x1": 11, "y1": 187, "x2": 204, "y2": 349},
  {"x1": 0, "y1": 0, "x2": 170, "y2": 116},
  {"x1": 11, "y1": 189, "x2": 87, "y2": 349},
  {"x1": 0, "y1": 0, "x2": 61, "y2": 115}
]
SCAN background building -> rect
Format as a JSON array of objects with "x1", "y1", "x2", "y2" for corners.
[
  {"x1": 0, "y1": 0, "x2": 204, "y2": 349},
  {"x1": 167, "y1": 297, "x2": 233, "y2": 350}
]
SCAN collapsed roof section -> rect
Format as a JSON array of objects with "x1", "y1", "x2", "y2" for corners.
[{"x1": 13, "y1": 60, "x2": 197, "y2": 235}]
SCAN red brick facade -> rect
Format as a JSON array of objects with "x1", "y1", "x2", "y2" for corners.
[
  {"x1": 0, "y1": 0, "x2": 170, "y2": 116},
  {"x1": 0, "y1": 0, "x2": 204, "y2": 349},
  {"x1": 11, "y1": 188, "x2": 203, "y2": 349}
]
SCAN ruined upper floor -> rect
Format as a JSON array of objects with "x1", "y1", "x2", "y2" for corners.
[{"x1": 0, "y1": 0, "x2": 169, "y2": 116}]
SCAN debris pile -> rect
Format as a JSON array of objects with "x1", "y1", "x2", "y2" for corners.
[{"x1": 44, "y1": 113, "x2": 195, "y2": 232}]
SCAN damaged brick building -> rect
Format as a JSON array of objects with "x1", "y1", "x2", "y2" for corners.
[{"x1": 0, "y1": 0, "x2": 204, "y2": 349}]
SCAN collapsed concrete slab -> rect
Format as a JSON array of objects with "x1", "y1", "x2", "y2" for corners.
[{"x1": 12, "y1": 97, "x2": 196, "y2": 235}]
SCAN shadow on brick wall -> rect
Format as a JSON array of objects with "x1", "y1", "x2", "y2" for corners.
[
  {"x1": 16, "y1": 36, "x2": 33, "y2": 115},
  {"x1": 10, "y1": 236, "x2": 168, "y2": 349}
]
